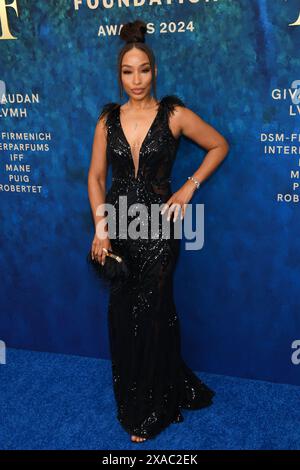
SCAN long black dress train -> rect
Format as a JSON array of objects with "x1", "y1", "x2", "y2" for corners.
[{"x1": 98, "y1": 95, "x2": 215, "y2": 440}]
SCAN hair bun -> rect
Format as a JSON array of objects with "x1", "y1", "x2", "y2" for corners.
[{"x1": 120, "y1": 20, "x2": 147, "y2": 44}]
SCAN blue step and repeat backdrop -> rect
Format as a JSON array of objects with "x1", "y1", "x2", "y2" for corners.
[{"x1": 0, "y1": 1, "x2": 300, "y2": 385}]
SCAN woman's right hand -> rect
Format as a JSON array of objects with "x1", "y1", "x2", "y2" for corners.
[{"x1": 91, "y1": 233, "x2": 112, "y2": 266}]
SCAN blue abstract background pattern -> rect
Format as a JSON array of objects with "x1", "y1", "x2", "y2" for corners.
[{"x1": 0, "y1": 1, "x2": 300, "y2": 385}]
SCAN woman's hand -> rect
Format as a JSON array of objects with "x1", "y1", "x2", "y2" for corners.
[
  {"x1": 91, "y1": 232, "x2": 112, "y2": 266},
  {"x1": 160, "y1": 180, "x2": 198, "y2": 222}
]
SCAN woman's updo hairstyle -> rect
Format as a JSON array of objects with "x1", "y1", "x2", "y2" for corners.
[{"x1": 117, "y1": 20, "x2": 157, "y2": 100}]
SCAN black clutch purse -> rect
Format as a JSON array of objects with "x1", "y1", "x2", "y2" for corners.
[{"x1": 86, "y1": 248, "x2": 130, "y2": 285}]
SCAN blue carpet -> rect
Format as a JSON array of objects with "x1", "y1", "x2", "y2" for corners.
[{"x1": 0, "y1": 348, "x2": 299, "y2": 450}]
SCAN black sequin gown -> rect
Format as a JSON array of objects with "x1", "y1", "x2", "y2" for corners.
[{"x1": 98, "y1": 95, "x2": 215, "y2": 439}]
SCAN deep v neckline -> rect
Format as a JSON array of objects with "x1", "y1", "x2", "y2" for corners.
[{"x1": 118, "y1": 99, "x2": 162, "y2": 179}]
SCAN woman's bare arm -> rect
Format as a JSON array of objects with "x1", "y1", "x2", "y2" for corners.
[
  {"x1": 88, "y1": 116, "x2": 108, "y2": 230},
  {"x1": 87, "y1": 116, "x2": 111, "y2": 263},
  {"x1": 162, "y1": 106, "x2": 230, "y2": 221},
  {"x1": 178, "y1": 106, "x2": 229, "y2": 184}
]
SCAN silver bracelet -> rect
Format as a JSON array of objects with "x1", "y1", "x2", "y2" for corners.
[{"x1": 187, "y1": 175, "x2": 201, "y2": 189}]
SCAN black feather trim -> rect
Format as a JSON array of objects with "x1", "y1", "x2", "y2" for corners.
[
  {"x1": 160, "y1": 95, "x2": 185, "y2": 119},
  {"x1": 97, "y1": 102, "x2": 119, "y2": 125}
]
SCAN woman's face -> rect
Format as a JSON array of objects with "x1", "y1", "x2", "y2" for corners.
[{"x1": 121, "y1": 48, "x2": 156, "y2": 100}]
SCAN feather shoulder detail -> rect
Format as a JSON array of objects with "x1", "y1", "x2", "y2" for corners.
[
  {"x1": 159, "y1": 95, "x2": 185, "y2": 117},
  {"x1": 97, "y1": 102, "x2": 119, "y2": 125}
]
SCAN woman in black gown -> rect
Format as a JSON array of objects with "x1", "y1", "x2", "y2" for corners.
[{"x1": 88, "y1": 20, "x2": 229, "y2": 443}]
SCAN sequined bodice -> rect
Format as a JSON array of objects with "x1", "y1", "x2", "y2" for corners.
[
  {"x1": 118, "y1": 103, "x2": 162, "y2": 180},
  {"x1": 98, "y1": 95, "x2": 184, "y2": 204}
]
